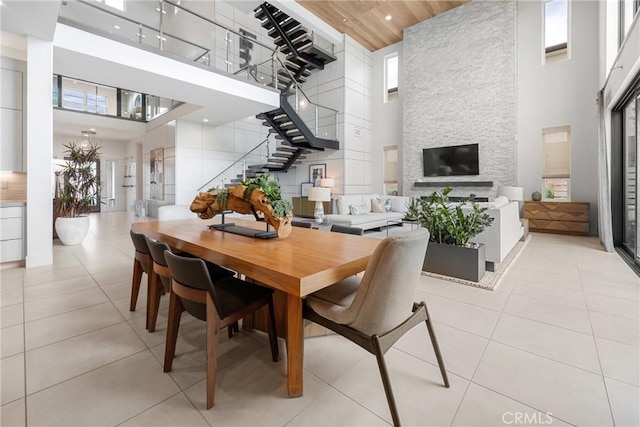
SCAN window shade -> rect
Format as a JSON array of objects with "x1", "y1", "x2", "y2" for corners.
[
  {"x1": 383, "y1": 146, "x2": 398, "y2": 183},
  {"x1": 543, "y1": 127, "x2": 570, "y2": 178}
]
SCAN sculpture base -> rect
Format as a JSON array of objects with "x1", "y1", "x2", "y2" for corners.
[{"x1": 208, "y1": 223, "x2": 278, "y2": 239}]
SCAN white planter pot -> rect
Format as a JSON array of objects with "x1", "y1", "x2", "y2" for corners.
[{"x1": 55, "y1": 216, "x2": 90, "y2": 246}]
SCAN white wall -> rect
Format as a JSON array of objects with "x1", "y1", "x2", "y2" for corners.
[
  {"x1": 517, "y1": 0, "x2": 600, "y2": 233},
  {"x1": 26, "y1": 36, "x2": 53, "y2": 268},
  {"x1": 372, "y1": 42, "x2": 403, "y2": 196}
]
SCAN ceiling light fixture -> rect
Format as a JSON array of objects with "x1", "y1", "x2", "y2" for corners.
[
  {"x1": 114, "y1": 25, "x2": 120, "y2": 29},
  {"x1": 385, "y1": 15, "x2": 392, "y2": 21},
  {"x1": 342, "y1": 18, "x2": 347, "y2": 22},
  {"x1": 203, "y1": 119, "x2": 209, "y2": 122},
  {"x1": 90, "y1": 128, "x2": 96, "y2": 131}
]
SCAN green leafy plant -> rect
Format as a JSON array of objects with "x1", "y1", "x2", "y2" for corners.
[
  {"x1": 215, "y1": 187, "x2": 229, "y2": 209},
  {"x1": 404, "y1": 197, "x2": 421, "y2": 221},
  {"x1": 417, "y1": 187, "x2": 494, "y2": 247},
  {"x1": 59, "y1": 142, "x2": 101, "y2": 217},
  {"x1": 242, "y1": 174, "x2": 292, "y2": 218},
  {"x1": 545, "y1": 188, "x2": 555, "y2": 199}
]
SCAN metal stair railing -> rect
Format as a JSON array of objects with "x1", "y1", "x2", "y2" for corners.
[{"x1": 197, "y1": 137, "x2": 270, "y2": 192}]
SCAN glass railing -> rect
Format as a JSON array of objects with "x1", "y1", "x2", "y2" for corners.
[
  {"x1": 58, "y1": 0, "x2": 279, "y2": 89},
  {"x1": 309, "y1": 31, "x2": 335, "y2": 57},
  {"x1": 52, "y1": 74, "x2": 181, "y2": 122}
]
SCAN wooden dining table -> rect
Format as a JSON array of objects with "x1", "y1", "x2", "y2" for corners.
[{"x1": 131, "y1": 217, "x2": 381, "y2": 397}]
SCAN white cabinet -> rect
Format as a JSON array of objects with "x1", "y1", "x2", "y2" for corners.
[
  {"x1": 0, "y1": 205, "x2": 25, "y2": 262},
  {"x1": 1, "y1": 65, "x2": 24, "y2": 172}
]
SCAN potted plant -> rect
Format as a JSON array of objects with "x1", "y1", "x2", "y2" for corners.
[
  {"x1": 404, "y1": 197, "x2": 421, "y2": 221},
  {"x1": 417, "y1": 187, "x2": 493, "y2": 281},
  {"x1": 55, "y1": 142, "x2": 101, "y2": 245}
]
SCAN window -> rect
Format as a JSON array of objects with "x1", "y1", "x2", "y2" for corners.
[
  {"x1": 383, "y1": 145, "x2": 398, "y2": 195},
  {"x1": 620, "y1": 0, "x2": 639, "y2": 46},
  {"x1": 384, "y1": 53, "x2": 398, "y2": 102},
  {"x1": 61, "y1": 88, "x2": 108, "y2": 114},
  {"x1": 542, "y1": 126, "x2": 571, "y2": 200},
  {"x1": 544, "y1": 0, "x2": 569, "y2": 63}
]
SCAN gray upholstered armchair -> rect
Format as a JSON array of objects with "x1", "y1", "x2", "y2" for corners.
[{"x1": 304, "y1": 228, "x2": 449, "y2": 426}]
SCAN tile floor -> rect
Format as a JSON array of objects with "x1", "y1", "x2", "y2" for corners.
[{"x1": 1, "y1": 212, "x2": 638, "y2": 426}]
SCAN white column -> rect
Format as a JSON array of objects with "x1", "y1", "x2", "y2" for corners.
[{"x1": 26, "y1": 37, "x2": 53, "y2": 268}]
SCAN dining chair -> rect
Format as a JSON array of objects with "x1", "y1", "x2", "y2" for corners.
[
  {"x1": 164, "y1": 251, "x2": 279, "y2": 409},
  {"x1": 291, "y1": 220, "x2": 313, "y2": 228},
  {"x1": 145, "y1": 237, "x2": 235, "y2": 333},
  {"x1": 129, "y1": 230, "x2": 153, "y2": 328},
  {"x1": 330, "y1": 224, "x2": 364, "y2": 235},
  {"x1": 304, "y1": 229, "x2": 449, "y2": 426}
]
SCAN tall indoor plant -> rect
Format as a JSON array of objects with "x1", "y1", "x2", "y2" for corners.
[
  {"x1": 55, "y1": 142, "x2": 101, "y2": 245},
  {"x1": 418, "y1": 187, "x2": 493, "y2": 281}
]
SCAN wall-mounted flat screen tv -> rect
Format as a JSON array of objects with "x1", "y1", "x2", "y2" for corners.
[{"x1": 423, "y1": 144, "x2": 480, "y2": 177}]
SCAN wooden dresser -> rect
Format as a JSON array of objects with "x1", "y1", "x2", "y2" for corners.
[{"x1": 524, "y1": 201, "x2": 590, "y2": 236}]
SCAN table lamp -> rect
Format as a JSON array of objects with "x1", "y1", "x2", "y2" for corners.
[
  {"x1": 320, "y1": 178, "x2": 334, "y2": 188},
  {"x1": 307, "y1": 187, "x2": 331, "y2": 224}
]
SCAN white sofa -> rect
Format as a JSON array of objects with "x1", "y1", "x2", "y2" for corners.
[
  {"x1": 468, "y1": 196, "x2": 524, "y2": 268},
  {"x1": 324, "y1": 194, "x2": 410, "y2": 231}
]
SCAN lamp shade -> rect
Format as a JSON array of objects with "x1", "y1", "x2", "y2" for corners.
[
  {"x1": 498, "y1": 185, "x2": 524, "y2": 202},
  {"x1": 320, "y1": 178, "x2": 334, "y2": 188},
  {"x1": 307, "y1": 187, "x2": 331, "y2": 202}
]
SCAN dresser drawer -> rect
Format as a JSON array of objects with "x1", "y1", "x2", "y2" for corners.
[
  {"x1": 0, "y1": 206, "x2": 23, "y2": 219},
  {"x1": 0, "y1": 238, "x2": 23, "y2": 262},
  {"x1": 0, "y1": 217, "x2": 22, "y2": 240}
]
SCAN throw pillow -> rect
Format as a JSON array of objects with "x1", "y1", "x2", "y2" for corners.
[
  {"x1": 384, "y1": 198, "x2": 392, "y2": 212},
  {"x1": 492, "y1": 196, "x2": 509, "y2": 208},
  {"x1": 371, "y1": 198, "x2": 385, "y2": 213},
  {"x1": 349, "y1": 204, "x2": 366, "y2": 215}
]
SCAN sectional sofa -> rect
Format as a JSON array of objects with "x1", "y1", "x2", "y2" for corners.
[{"x1": 324, "y1": 194, "x2": 410, "y2": 230}]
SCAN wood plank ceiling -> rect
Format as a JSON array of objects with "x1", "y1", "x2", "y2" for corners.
[{"x1": 296, "y1": 0, "x2": 468, "y2": 52}]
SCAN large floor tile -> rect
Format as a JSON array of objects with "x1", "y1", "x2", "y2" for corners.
[
  {"x1": 584, "y1": 292, "x2": 640, "y2": 320},
  {"x1": 422, "y1": 295, "x2": 501, "y2": 338},
  {"x1": 503, "y1": 294, "x2": 592, "y2": 334},
  {"x1": 24, "y1": 302, "x2": 123, "y2": 350},
  {"x1": 120, "y1": 392, "x2": 208, "y2": 427},
  {"x1": 101, "y1": 279, "x2": 146, "y2": 302},
  {"x1": 0, "y1": 398, "x2": 25, "y2": 427},
  {"x1": 582, "y1": 278, "x2": 640, "y2": 301},
  {"x1": 333, "y1": 348, "x2": 467, "y2": 426},
  {"x1": 0, "y1": 271, "x2": 22, "y2": 290},
  {"x1": 1, "y1": 303, "x2": 23, "y2": 328},
  {"x1": 0, "y1": 353, "x2": 24, "y2": 405},
  {"x1": 514, "y1": 266, "x2": 582, "y2": 290},
  {"x1": 452, "y1": 383, "x2": 570, "y2": 426},
  {"x1": 92, "y1": 268, "x2": 138, "y2": 287},
  {"x1": 437, "y1": 282, "x2": 510, "y2": 311},
  {"x1": 23, "y1": 266, "x2": 88, "y2": 287},
  {"x1": 416, "y1": 275, "x2": 450, "y2": 296},
  {"x1": 26, "y1": 322, "x2": 145, "y2": 393},
  {"x1": 605, "y1": 377, "x2": 640, "y2": 427},
  {"x1": 287, "y1": 387, "x2": 388, "y2": 426},
  {"x1": 511, "y1": 280, "x2": 587, "y2": 309},
  {"x1": 112, "y1": 295, "x2": 149, "y2": 321},
  {"x1": 491, "y1": 314, "x2": 601, "y2": 374},
  {"x1": 579, "y1": 267, "x2": 639, "y2": 287},
  {"x1": 185, "y1": 354, "x2": 329, "y2": 426},
  {"x1": 23, "y1": 276, "x2": 97, "y2": 302},
  {"x1": 395, "y1": 321, "x2": 487, "y2": 380},
  {"x1": 1, "y1": 287, "x2": 23, "y2": 307},
  {"x1": 128, "y1": 309, "x2": 203, "y2": 349},
  {"x1": 472, "y1": 342, "x2": 612, "y2": 426},
  {"x1": 24, "y1": 287, "x2": 109, "y2": 322},
  {"x1": 595, "y1": 337, "x2": 640, "y2": 386},
  {"x1": 303, "y1": 334, "x2": 368, "y2": 385},
  {"x1": 1, "y1": 324, "x2": 24, "y2": 358},
  {"x1": 589, "y1": 311, "x2": 640, "y2": 347},
  {"x1": 26, "y1": 351, "x2": 179, "y2": 426}
]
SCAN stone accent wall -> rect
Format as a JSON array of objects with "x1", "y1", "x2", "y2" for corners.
[{"x1": 402, "y1": 0, "x2": 517, "y2": 199}]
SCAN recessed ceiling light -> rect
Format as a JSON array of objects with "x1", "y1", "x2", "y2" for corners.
[
  {"x1": 385, "y1": 15, "x2": 392, "y2": 21},
  {"x1": 72, "y1": 81, "x2": 77, "y2": 84},
  {"x1": 342, "y1": 18, "x2": 347, "y2": 22},
  {"x1": 203, "y1": 119, "x2": 209, "y2": 122},
  {"x1": 114, "y1": 25, "x2": 120, "y2": 29},
  {"x1": 90, "y1": 128, "x2": 96, "y2": 131}
]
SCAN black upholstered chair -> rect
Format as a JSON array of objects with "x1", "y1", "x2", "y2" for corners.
[
  {"x1": 145, "y1": 237, "x2": 235, "y2": 334},
  {"x1": 304, "y1": 229, "x2": 448, "y2": 426},
  {"x1": 330, "y1": 224, "x2": 364, "y2": 235},
  {"x1": 164, "y1": 251, "x2": 279, "y2": 409}
]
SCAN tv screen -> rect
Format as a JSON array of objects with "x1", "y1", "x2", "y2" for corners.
[{"x1": 423, "y1": 144, "x2": 480, "y2": 177}]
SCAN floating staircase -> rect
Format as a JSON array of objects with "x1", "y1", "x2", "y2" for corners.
[{"x1": 232, "y1": 2, "x2": 339, "y2": 181}]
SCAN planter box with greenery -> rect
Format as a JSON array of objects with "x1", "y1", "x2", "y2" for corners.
[
  {"x1": 417, "y1": 187, "x2": 493, "y2": 282},
  {"x1": 55, "y1": 143, "x2": 101, "y2": 246}
]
